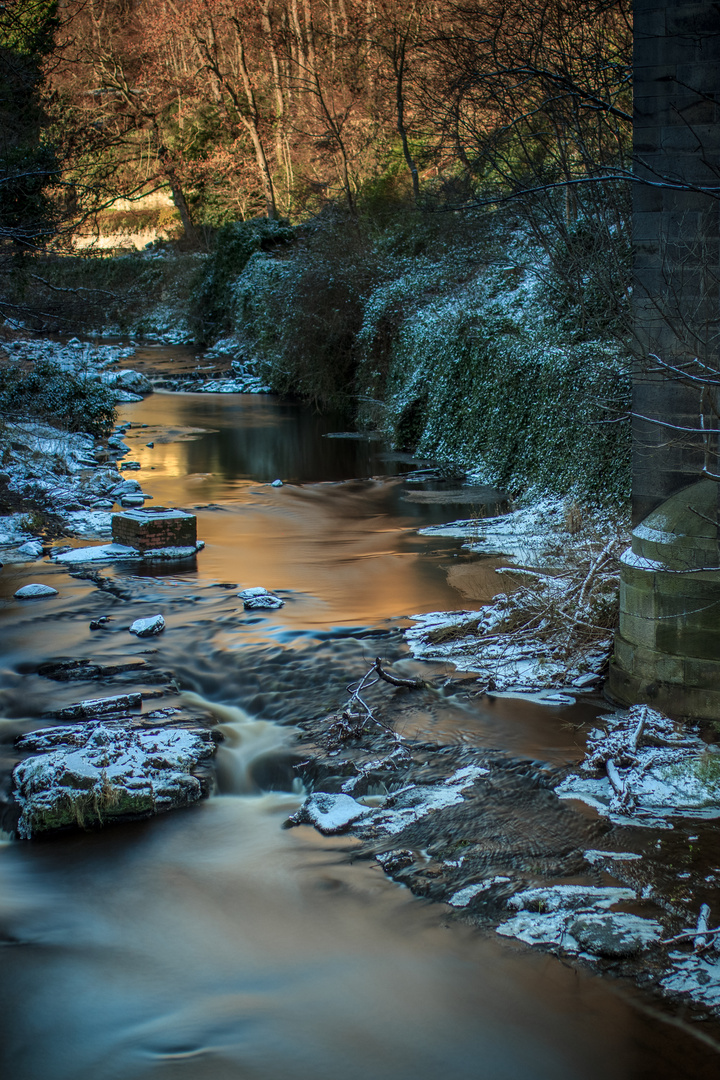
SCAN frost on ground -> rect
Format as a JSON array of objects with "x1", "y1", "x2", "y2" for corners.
[
  {"x1": 556, "y1": 704, "x2": 720, "y2": 824},
  {"x1": 287, "y1": 765, "x2": 489, "y2": 839},
  {"x1": 662, "y1": 952, "x2": 720, "y2": 1009},
  {"x1": 0, "y1": 422, "x2": 147, "y2": 543},
  {"x1": 408, "y1": 499, "x2": 628, "y2": 692},
  {"x1": 13, "y1": 721, "x2": 216, "y2": 838}
]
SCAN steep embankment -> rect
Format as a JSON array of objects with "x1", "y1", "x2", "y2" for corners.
[
  {"x1": 8, "y1": 211, "x2": 631, "y2": 505},
  {"x1": 197, "y1": 215, "x2": 631, "y2": 505}
]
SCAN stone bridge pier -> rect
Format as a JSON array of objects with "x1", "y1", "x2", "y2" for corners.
[{"x1": 607, "y1": 0, "x2": 720, "y2": 718}]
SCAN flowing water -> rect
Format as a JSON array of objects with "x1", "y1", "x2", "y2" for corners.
[{"x1": 1, "y1": 369, "x2": 720, "y2": 1079}]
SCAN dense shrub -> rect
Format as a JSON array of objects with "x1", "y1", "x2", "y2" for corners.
[
  {"x1": 233, "y1": 213, "x2": 380, "y2": 412},
  {"x1": 192, "y1": 217, "x2": 295, "y2": 341},
  {"x1": 0, "y1": 359, "x2": 116, "y2": 435}
]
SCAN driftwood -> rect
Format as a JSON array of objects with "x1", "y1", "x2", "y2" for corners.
[
  {"x1": 374, "y1": 657, "x2": 424, "y2": 690},
  {"x1": 605, "y1": 757, "x2": 635, "y2": 810}
]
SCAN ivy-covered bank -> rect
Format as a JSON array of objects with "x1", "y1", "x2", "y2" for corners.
[
  {"x1": 6, "y1": 209, "x2": 631, "y2": 505},
  {"x1": 199, "y1": 214, "x2": 631, "y2": 505}
]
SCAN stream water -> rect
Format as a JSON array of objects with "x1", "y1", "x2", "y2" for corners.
[{"x1": 1, "y1": 373, "x2": 720, "y2": 1079}]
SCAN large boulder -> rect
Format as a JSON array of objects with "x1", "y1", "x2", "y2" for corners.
[{"x1": 13, "y1": 721, "x2": 215, "y2": 837}]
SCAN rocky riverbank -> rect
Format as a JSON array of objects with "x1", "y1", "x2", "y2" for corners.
[{"x1": 287, "y1": 670, "x2": 720, "y2": 1021}]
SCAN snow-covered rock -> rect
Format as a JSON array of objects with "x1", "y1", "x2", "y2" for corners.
[
  {"x1": 13, "y1": 722, "x2": 215, "y2": 837},
  {"x1": 239, "y1": 587, "x2": 284, "y2": 610},
  {"x1": 288, "y1": 792, "x2": 369, "y2": 834},
  {"x1": 14, "y1": 584, "x2": 58, "y2": 599},
  {"x1": 16, "y1": 540, "x2": 43, "y2": 559},
  {"x1": 497, "y1": 885, "x2": 643, "y2": 954},
  {"x1": 52, "y1": 543, "x2": 140, "y2": 564},
  {"x1": 129, "y1": 614, "x2": 165, "y2": 637}
]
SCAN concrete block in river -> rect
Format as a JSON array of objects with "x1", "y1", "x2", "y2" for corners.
[{"x1": 112, "y1": 507, "x2": 197, "y2": 551}]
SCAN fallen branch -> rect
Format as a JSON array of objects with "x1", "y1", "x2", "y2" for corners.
[
  {"x1": 374, "y1": 657, "x2": 424, "y2": 689},
  {"x1": 605, "y1": 758, "x2": 625, "y2": 796}
]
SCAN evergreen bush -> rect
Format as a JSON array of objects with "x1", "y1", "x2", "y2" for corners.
[{"x1": 0, "y1": 359, "x2": 116, "y2": 435}]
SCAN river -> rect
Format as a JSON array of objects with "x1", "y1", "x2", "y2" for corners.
[{"x1": 1, "y1": 378, "x2": 719, "y2": 1079}]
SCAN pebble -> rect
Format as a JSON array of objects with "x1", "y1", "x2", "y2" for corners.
[
  {"x1": 14, "y1": 584, "x2": 58, "y2": 599},
  {"x1": 271, "y1": 479, "x2": 283, "y2": 487}
]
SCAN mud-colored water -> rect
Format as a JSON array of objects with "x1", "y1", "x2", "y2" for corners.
[{"x1": 1, "y1": 380, "x2": 719, "y2": 1079}]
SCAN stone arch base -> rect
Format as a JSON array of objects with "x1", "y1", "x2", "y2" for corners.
[{"x1": 607, "y1": 480, "x2": 720, "y2": 720}]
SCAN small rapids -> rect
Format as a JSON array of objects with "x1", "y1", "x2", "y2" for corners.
[
  {"x1": 1, "y1": 374, "x2": 720, "y2": 1079},
  {"x1": 182, "y1": 691, "x2": 304, "y2": 796}
]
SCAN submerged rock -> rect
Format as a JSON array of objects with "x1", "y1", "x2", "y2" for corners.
[
  {"x1": 13, "y1": 722, "x2": 215, "y2": 838},
  {"x1": 129, "y1": 614, "x2": 165, "y2": 637},
  {"x1": 14, "y1": 583, "x2": 58, "y2": 599}
]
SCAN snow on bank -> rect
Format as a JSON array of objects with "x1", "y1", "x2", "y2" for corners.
[
  {"x1": 418, "y1": 498, "x2": 567, "y2": 565},
  {"x1": 556, "y1": 704, "x2": 720, "y2": 825},
  {"x1": 497, "y1": 885, "x2": 661, "y2": 957},
  {"x1": 407, "y1": 499, "x2": 626, "y2": 693}
]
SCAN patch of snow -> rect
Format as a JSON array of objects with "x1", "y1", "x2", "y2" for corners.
[
  {"x1": 584, "y1": 850, "x2": 642, "y2": 864},
  {"x1": 142, "y1": 546, "x2": 200, "y2": 560},
  {"x1": 418, "y1": 499, "x2": 565, "y2": 564},
  {"x1": 363, "y1": 765, "x2": 489, "y2": 836},
  {"x1": 507, "y1": 885, "x2": 635, "y2": 914},
  {"x1": 62, "y1": 511, "x2": 114, "y2": 538},
  {"x1": 662, "y1": 952, "x2": 720, "y2": 1008},
  {"x1": 448, "y1": 876, "x2": 512, "y2": 907},
  {"x1": 620, "y1": 548, "x2": 666, "y2": 571},
  {"x1": 497, "y1": 885, "x2": 655, "y2": 956},
  {"x1": 52, "y1": 543, "x2": 140, "y2": 564}
]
